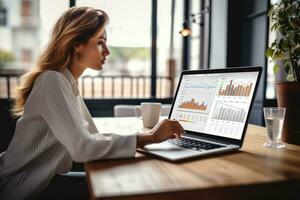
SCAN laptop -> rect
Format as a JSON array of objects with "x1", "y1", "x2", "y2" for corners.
[{"x1": 139, "y1": 66, "x2": 262, "y2": 161}]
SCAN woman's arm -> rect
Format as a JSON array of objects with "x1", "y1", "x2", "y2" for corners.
[
  {"x1": 38, "y1": 71, "x2": 185, "y2": 161},
  {"x1": 38, "y1": 71, "x2": 136, "y2": 162}
]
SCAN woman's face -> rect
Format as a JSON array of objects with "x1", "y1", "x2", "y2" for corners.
[{"x1": 77, "y1": 29, "x2": 110, "y2": 71}]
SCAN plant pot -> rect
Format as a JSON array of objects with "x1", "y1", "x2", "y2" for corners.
[{"x1": 276, "y1": 82, "x2": 300, "y2": 145}]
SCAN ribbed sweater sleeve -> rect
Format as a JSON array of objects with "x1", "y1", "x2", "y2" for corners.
[{"x1": 39, "y1": 71, "x2": 137, "y2": 162}]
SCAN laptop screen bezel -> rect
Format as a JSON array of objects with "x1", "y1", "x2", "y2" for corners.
[{"x1": 168, "y1": 66, "x2": 263, "y2": 147}]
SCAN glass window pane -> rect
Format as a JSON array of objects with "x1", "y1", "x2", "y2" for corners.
[
  {"x1": 190, "y1": 0, "x2": 201, "y2": 70},
  {"x1": 0, "y1": 0, "x2": 68, "y2": 98},
  {"x1": 157, "y1": 0, "x2": 183, "y2": 97},
  {"x1": 266, "y1": 25, "x2": 276, "y2": 99},
  {"x1": 157, "y1": 0, "x2": 172, "y2": 76},
  {"x1": 266, "y1": 0, "x2": 278, "y2": 99},
  {"x1": 173, "y1": 1, "x2": 184, "y2": 76},
  {"x1": 77, "y1": 0, "x2": 151, "y2": 77},
  {"x1": 76, "y1": 0, "x2": 152, "y2": 98}
]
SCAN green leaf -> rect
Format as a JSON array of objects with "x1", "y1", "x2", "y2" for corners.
[
  {"x1": 267, "y1": 0, "x2": 300, "y2": 81},
  {"x1": 271, "y1": 41, "x2": 277, "y2": 48},
  {"x1": 273, "y1": 52, "x2": 287, "y2": 60},
  {"x1": 265, "y1": 47, "x2": 274, "y2": 58},
  {"x1": 287, "y1": 74, "x2": 295, "y2": 81},
  {"x1": 268, "y1": 5, "x2": 274, "y2": 16},
  {"x1": 271, "y1": 23, "x2": 277, "y2": 31},
  {"x1": 273, "y1": 64, "x2": 280, "y2": 74},
  {"x1": 291, "y1": 44, "x2": 300, "y2": 53}
]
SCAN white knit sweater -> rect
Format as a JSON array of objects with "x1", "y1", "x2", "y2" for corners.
[{"x1": 0, "y1": 68, "x2": 137, "y2": 200}]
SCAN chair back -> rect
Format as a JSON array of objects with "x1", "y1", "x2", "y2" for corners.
[{"x1": 113, "y1": 104, "x2": 172, "y2": 117}]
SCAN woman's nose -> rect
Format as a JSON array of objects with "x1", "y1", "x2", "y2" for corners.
[{"x1": 103, "y1": 46, "x2": 110, "y2": 56}]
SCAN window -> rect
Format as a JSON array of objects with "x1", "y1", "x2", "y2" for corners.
[
  {"x1": 0, "y1": 7, "x2": 7, "y2": 26},
  {"x1": 76, "y1": 0, "x2": 156, "y2": 98},
  {"x1": 157, "y1": 0, "x2": 183, "y2": 97},
  {"x1": 77, "y1": 0, "x2": 181, "y2": 99},
  {"x1": 0, "y1": 0, "x2": 183, "y2": 100},
  {"x1": 77, "y1": 0, "x2": 151, "y2": 77},
  {"x1": 0, "y1": 0, "x2": 69, "y2": 98}
]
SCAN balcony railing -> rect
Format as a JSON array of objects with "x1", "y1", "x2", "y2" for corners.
[{"x1": 0, "y1": 73, "x2": 173, "y2": 99}]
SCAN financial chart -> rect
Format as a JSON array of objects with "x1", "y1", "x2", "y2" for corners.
[
  {"x1": 170, "y1": 72, "x2": 259, "y2": 140},
  {"x1": 217, "y1": 79, "x2": 254, "y2": 97},
  {"x1": 171, "y1": 75, "x2": 218, "y2": 132},
  {"x1": 178, "y1": 98, "x2": 208, "y2": 112},
  {"x1": 212, "y1": 102, "x2": 246, "y2": 123}
]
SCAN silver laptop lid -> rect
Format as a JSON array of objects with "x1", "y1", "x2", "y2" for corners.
[{"x1": 168, "y1": 66, "x2": 262, "y2": 147}]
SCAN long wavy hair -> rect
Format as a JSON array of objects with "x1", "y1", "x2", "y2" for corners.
[{"x1": 12, "y1": 7, "x2": 108, "y2": 117}]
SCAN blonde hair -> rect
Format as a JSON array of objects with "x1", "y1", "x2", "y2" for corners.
[{"x1": 12, "y1": 7, "x2": 108, "y2": 117}]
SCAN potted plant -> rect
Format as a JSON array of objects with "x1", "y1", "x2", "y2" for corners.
[
  {"x1": 266, "y1": 0, "x2": 300, "y2": 145},
  {"x1": 0, "y1": 49, "x2": 15, "y2": 69}
]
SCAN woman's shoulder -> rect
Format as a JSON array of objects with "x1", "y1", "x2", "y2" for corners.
[
  {"x1": 39, "y1": 70, "x2": 65, "y2": 80},
  {"x1": 36, "y1": 70, "x2": 69, "y2": 86},
  {"x1": 32, "y1": 70, "x2": 73, "y2": 96}
]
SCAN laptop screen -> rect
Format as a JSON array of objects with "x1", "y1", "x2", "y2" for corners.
[{"x1": 170, "y1": 71, "x2": 260, "y2": 140}]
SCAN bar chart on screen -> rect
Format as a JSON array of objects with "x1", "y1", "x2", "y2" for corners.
[
  {"x1": 204, "y1": 101, "x2": 249, "y2": 139},
  {"x1": 217, "y1": 79, "x2": 254, "y2": 97},
  {"x1": 170, "y1": 71, "x2": 260, "y2": 139},
  {"x1": 212, "y1": 101, "x2": 247, "y2": 123}
]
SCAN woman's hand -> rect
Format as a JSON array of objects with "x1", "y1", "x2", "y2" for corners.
[{"x1": 136, "y1": 119, "x2": 185, "y2": 148}]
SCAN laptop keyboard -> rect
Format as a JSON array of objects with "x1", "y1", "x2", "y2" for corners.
[{"x1": 168, "y1": 137, "x2": 225, "y2": 151}]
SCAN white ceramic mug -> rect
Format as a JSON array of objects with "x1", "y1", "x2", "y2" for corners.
[{"x1": 135, "y1": 102, "x2": 161, "y2": 128}]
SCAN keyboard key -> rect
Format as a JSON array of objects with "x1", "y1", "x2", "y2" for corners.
[{"x1": 168, "y1": 138, "x2": 224, "y2": 151}]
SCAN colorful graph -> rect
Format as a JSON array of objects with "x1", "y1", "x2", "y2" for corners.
[
  {"x1": 178, "y1": 98, "x2": 207, "y2": 111},
  {"x1": 218, "y1": 80, "x2": 253, "y2": 97},
  {"x1": 212, "y1": 102, "x2": 246, "y2": 123}
]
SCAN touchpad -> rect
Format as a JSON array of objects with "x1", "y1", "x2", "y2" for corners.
[{"x1": 143, "y1": 142, "x2": 185, "y2": 151}]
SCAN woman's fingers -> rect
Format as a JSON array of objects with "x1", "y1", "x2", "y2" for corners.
[
  {"x1": 168, "y1": 121, "x2": 185, "y2": 134},
  {"x1": 152, "y1": 119, "x2": 164, "y2": 130},
  {"x1": 151, "y1": 119, "x2": 186, "y2": 142},
  {"x1": 165, "y1": 122, "x2": 185, "y2": 139},
  {"x1": 170, "y1": 134, "x2": 177, "y2": 139},
  {"x1": 162, "y1": 120, "x2": 184, "y2": 131}
]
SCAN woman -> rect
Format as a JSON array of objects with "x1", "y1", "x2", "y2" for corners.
[{"x1": 0, "y1": 7, "x2": 184, "y2": 200}]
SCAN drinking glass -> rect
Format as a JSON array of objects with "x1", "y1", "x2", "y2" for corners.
[{"x1": 263, "y1": 107, "x2": 286, "y2": 148}]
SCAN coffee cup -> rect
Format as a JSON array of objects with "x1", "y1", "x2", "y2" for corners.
[{"x1": 135, "y1": 102, "x2": 161, "y2": 128}]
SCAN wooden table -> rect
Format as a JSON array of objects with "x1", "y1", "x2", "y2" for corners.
[{"x1": 85, "y1": 117, "x2": 300, "y2": 200}]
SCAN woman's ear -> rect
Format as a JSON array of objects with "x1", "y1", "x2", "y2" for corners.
[
  {"x1": 74, "y1": 45, "x2": 81, "y2": 53},
  {"x1": 73, "y1": 42, "x2": 84, "y2": 53}
]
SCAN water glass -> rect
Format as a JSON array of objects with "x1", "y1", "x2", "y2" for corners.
[{"x1": 263, "y1": 107, "x2": 286, "y2": 149}]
